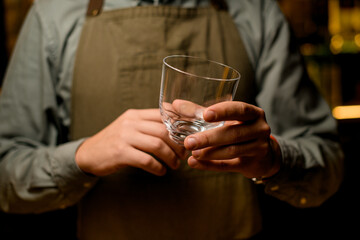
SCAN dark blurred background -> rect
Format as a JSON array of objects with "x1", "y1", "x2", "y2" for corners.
[{"x1": 0, "y1": 0, "x2": 359, "y2": 239}]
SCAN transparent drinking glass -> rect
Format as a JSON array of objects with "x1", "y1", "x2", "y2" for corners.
[{"x1": 159, "y1": 55, "x2": 241, "y2": 145}]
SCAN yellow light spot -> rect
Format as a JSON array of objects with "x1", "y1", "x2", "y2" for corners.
[
  {"x1": 330, "y1": 34, "x2": 344, "y2": 54},
  {"x1": 355, "y1": 34, "x2": 360, "y2": 48},
  {"x1": 332, "y1": 105, "x2": 360, "y2": 120}
]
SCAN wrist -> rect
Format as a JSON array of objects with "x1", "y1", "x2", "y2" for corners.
[
  {"x1": 267, "y1": 135, "x2": 282, "y2": 176},
  {"x1": 252, "y1": 135, "x2": 282, "y2": 184}
]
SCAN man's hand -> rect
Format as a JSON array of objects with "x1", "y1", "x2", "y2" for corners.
[
  {"x1": 75, "y1": 109, "x2": 186, "y2": 176},
  {"x1": 184, "y1": 101, "x2": 281, "y2": 179}
]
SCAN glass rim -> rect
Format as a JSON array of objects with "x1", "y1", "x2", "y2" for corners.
[{"x1": 163, "y1": 55, "x2": 241, "y2": 82}]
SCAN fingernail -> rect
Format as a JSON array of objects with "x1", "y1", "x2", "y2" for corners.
[
  {"x1": 186, "y1": 137, "x2": 197, "y2": 150},
  {"x1": 188, "y1": 157, "x2": 198, "y2": 167},
  {"x1": 205, "y1": 110, "x2": 216, "y2": 122}
]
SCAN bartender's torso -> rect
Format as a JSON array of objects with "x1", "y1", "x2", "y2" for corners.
[{"x1": 71, "y1": 0, "x2": 260, "y2": 239}]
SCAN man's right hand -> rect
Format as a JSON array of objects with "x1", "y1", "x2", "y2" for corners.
[{"x1": 75, "y1": 109, "x2": 186, "y2": 176}]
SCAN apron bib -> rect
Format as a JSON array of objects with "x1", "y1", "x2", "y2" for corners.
[{"x1": 71, "y1": 1, "x2": 260, "y2": 239}]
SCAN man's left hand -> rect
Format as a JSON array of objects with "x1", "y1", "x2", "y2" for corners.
[{"x1": 184, "y1": 101, "x2": 281, "y2": 179}]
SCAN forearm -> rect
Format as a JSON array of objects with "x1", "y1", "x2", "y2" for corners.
[
  {"x1": 241, "y1": 1, "x2": 345, "y2": 207},
  {"x1": 263, "y1": 135, "x2": 344, "y2": 208},
  {"x1": 0, "y1": 139, "x2": 98, "y2": 214}
]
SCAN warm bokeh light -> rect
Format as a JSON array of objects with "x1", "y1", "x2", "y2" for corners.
[
  {"x1": 330, "y1": 34, "x2": 344, "y2": 53},
  {"x1": 332, "y1": 105, "x2": 360, "y2": 119},
  {"x1": 354, "y1": 33, "x2": 360, "y2": 47}
]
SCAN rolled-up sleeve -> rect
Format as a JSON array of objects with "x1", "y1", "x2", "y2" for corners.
[
  {"x1": 245, "y1": 1, "x2": 344, "y2": 207},
  {"x1": 0, "y1": 2, "x2": 97, "y2": 214}
]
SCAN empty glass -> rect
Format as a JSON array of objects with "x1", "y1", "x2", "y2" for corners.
[{"x1": 159, "y1": 55, "x2": 240, "y2": 145}]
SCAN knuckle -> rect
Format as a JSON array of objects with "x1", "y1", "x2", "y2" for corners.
[
  {"x1": 141, "y1": 155, "x2": 154, "y2": 168},
  {"x1": 119, "y1": 118, "x2": 133, "y2": 128},
  {"x1": 195, "y1": 132, "x2": 211, "y2": 147},
  {"x1": 233, "y1": 127, "x2": 243, "y2": 142},
  {"x1": 224, "y1": 106, "x2": 235, "y2": 118},
  {"x1": 151, "y1": 139, "x2": 164, "y2": 150},
  {"x1": 114, "y1": 143, "x2": 126, "y2": 158},
  {"x1": 261, "y1": 124, "x2": 271, "y2": 136},
  {"x1": 124, "y1": 109, "x2": 136, "y2": 117},
  {"x1": 159, "y1": 127, "x2": 170, "y2": 139},
  {"x1": 240, "y1": 103, "x2": 253, "y2": 117},
  {"x1": 202, "y1": 133, "x2": 211, "y2": 146},
  {"x1": 258, "y1": 108, "x2": 266, "y2": 118},
  {"x1": 242, "y1": 103, "x2": 250, "y2": 114},
  {"x1": 227, "y1": 125, "x2": 242, "y2": 143}
]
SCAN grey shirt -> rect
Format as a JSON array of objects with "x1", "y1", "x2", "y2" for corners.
[{"x1": 0, "y1": 0, "x2": 344, "y2": 213}]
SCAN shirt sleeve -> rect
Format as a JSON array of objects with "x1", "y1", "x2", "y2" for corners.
[
  {"x1": 252, "y1": 1, "x2": 344, "y2": 207},
  {"x1": 0, "y1": 3, "x2": 97, "y2": 214}
]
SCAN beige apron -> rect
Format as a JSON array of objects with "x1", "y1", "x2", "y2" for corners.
[{"x1": 71, "y1": 1, "x2": 260, "y2": 239}]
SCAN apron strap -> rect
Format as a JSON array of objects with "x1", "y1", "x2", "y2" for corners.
[
  {"x1": 86, "y1": 0, "x2": 228, "y2": 16},
  {"x1": 86, "y1": 0, "x2": 104, "y2": 16},
  {"x1": 211, "y1": 0, "x2": 228, "y2": 11}
]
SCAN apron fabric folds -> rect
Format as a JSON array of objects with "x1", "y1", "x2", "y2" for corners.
[{"x1": 71, "y1": 0, "x2": 260, "y2": 239}]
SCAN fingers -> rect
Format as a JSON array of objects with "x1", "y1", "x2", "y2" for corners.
[
  {"x1": 183, "y1": 102, "x2": 270, "y2": 151},
  {"x1": 76, "y1": 108, "x2": 186, "y2": 177},
  {"x1": 190, "y1": 139, "x2": 267, "y2": 161},
  {"x1": 123, "y1": 148, "x2": 167, "y2": 176},
  {"x1": 136, "y1": 120, "x2": 187, "y2": 160},
  {"x1": 187, "y1": 156, "x2": 263, "y2": 178},
  {"x1": 187, "y1": 156, "x2": 243, "y2": 172},
  {"x1": 124, "y1": 110, "x2": 186, "y2": 171},
  {"x1": 126, "y1": 108, "x2": 187, "y2": 158},
  {"x1": 180, "y1": 102, "x2": 276, "y2": 177},
  {"x1": 187, "y1": 138, "x2": 279, "y2": 178},
  {"x1": 126, "y1": 108, "x2": 163, "y2": 122},
  {"x1": 203, "y1": 101, "x2": 264, "y2": 122},
  {"x1": 184, "y1": 120, "x2": 270, "y2": 150},
  {"x1": 171, "y1": 99, "x2": 205, "y2": 119},
  {"x1": 128, "y1": 131, "x2": 181, "y2": 170}
]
